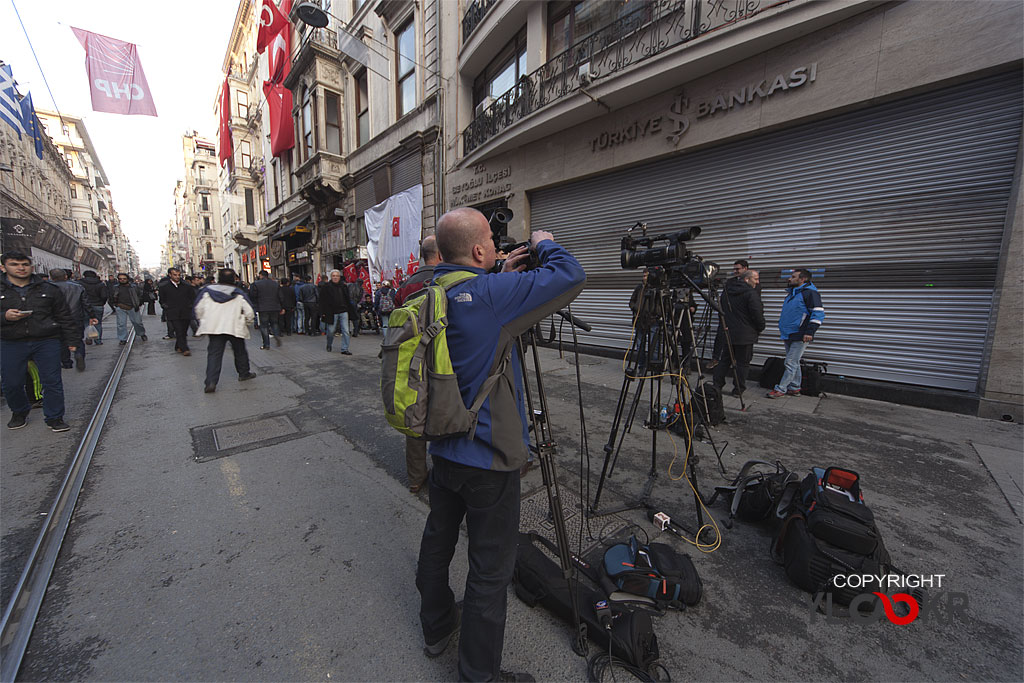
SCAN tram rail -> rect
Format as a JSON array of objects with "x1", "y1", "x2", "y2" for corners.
[{"x1": 0, "y1": 329, "x2": 136, "y2": 683}]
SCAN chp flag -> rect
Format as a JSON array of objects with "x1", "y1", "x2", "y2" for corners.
[
  {"x1": 364, "y1": 184, "x2": 423, "y2": 293},
  {"x1": 71, "y1": 27, "x2": 157, "y2": 116}
]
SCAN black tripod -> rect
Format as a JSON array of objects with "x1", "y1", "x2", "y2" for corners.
[
  {"x1": 516, "y1": 321, "x2": 589, "y2": 657},
  {"x1": 589, "y1": 281, "x2": 710, "y2": 541}
]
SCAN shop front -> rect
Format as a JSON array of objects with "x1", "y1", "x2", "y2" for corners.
[
  {"x1": 1, "y1": 217, "x2": 79, "y2": 276},
  {"x1": 271, "y1": 214, "x2": 314, "y2": 279}
]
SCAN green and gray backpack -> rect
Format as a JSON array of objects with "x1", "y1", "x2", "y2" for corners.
[{"x1": 381, "y1": 271, "x2": 506, "y2": 440}]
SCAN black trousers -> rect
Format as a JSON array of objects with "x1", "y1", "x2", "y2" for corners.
[
  {"x1": 170, "y1": 318, "x2": 190, "y2": 351},
  {"x1": 416, "y1": 457, "x2": 520, "y2": 681},
  {"x1": 205, "y1": 335, "x2": 250, "y2": 386},
  {"x1": 713, "y1": 343, "x2": 754, "y2": 393},
  {"x1": 303, "y1": 304, "x2": 319, "y2": 335},
  {"x1": 281, "y1": 309, "x2": 295, "y2": 335}
]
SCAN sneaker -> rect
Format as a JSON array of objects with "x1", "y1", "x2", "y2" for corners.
[
  {"x1": 260, "y1": 345, "x2": 269, "y2": 350},
  {"x1": 76, "y1": 357, "x2": 85, "y2": 372},
  {"x1": 7, "y1": 413, "x2": 28, "y2": 429},
  {"x1": 182, "y1": 350, "x2": 192, "y2": 357},
  {"x1": 766, "y1": 389, "x2": 786, "y2": 399},
  {"x1": 238, "y1": 372, "x2": 257, "y2": 381},
  {"x1": 786, "y1": 388, "x2": 801, "y2": 396},
  {"x1": 497, "y1": 672, "x2": 536, "y2": 682},
  {"x1": 204, "y1": 384, "x2": 216, "y2": 393},
  {"x1": 162, "y1": 335, "x2": 173, "y2": 340},
  {"x1": 341, "y1": 350, "x2": 352, "y2": 356},
  {"x1": 141, "y1": 335, "x2": 148, "y2": 341},
  {"x1": 46, "y1": 419, "x2": 71, "y2": 432},
  {"x1": 424, "y1": 604, "x2": 461, "y2": 658}
]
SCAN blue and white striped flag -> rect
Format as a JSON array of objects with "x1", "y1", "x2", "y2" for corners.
[{"x1": 0, "y1": 64, "x2": 27, "y2": 139}]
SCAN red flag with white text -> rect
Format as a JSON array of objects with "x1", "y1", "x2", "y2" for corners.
[
  {"x1": 256, "y1": 0, "x2": 289, "y2": 53},
  {"x1": 263, "y1": 81, "x2": 294, "y2": 156},
  {"x1": 218, "y1": 76, "x2": 233, "y2": 167},
  {"x1": 71, "y1": 27, "x2": 157, "y2": 116}
]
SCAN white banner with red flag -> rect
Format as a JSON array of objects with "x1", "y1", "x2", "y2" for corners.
[
  {"x1": 256, "y1": 0, "x2": 289, "y2": 53},
  {"x1": 263, "y1": 81, "x2": 294, "y2": 157},
  {"x1": 218, "y1": 76, "x2": 233, "y2": 167},
  {"x1": 365, "y1": 185, "x2": 423, "y2": 291},
  {"x1": 71, "y1": 27, "x2": 157, "y2": 116}
]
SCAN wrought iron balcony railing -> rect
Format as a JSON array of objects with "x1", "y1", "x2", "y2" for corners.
[
  {"x1": 463, "y1": 0, "x2": 788, "y2": 155},
  {"x1": 463, "y1": 0, "x2": 498, "y2": 43}
]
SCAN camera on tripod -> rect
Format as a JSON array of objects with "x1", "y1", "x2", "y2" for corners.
[{"x1": 621, "y1": 224, "x2": 720, "y2": 290}]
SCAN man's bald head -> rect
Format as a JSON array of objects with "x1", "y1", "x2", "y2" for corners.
[
  {"x1": 420, "y1": 234, "x2": 441, "y2": 266},
  {"x1": 436, "y1": 207, "x2": 492, "y2": 266}
]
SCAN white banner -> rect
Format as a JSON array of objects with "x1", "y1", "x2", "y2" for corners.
[{"x1": 365, "y1": 184, "x2": 423, "y2": 291}]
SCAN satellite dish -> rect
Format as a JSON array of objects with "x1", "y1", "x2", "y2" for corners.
[{"x1": 295, "y1": 2, "x2": 330, "y2": 28}]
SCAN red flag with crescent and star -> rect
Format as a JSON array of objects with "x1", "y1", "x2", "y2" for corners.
[
  {"x1": 256, "y1": 0, "x2": 289, "y2": 53},
  {"x1": 407, "y1": 252, "x2": 419, "y2": 275}
]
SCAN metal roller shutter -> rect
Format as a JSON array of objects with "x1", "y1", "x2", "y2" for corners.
[
  {"x1": 354, "y1": 176, "x2": 375, "y2": 215},
  {"x1": 392, "y1": 152, "x2": 422, "y2": 195},
  {"x1": 530, "y1": 71, "x2": 1022, "y2": 391}
]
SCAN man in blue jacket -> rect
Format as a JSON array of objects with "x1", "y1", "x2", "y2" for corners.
[
  {"x1": 415, "y1": 207, "x2": 585, "y2": 682},
  {"x1": 767, "y1": 268, "x2": 825, "y2": 398}
]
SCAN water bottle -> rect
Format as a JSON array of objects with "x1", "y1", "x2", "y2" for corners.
[{"x1": 659, "y1": 405, "x2": 669, "y2": 424}]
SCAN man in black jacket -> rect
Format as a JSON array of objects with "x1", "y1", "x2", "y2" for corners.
[
  {"x1": 249, "y1": 270, "x2": 283, "y2": 349},
  {"x1": 278, "y1": 278, "x2": 296, "y2": 336},
  {"x1": 158, "y1": 267, "x2": 196, "y2": 356},
  {"x1": 712, "y1": 269, "x2": 764, "y2": 396},
  {"x1": 1, "y1": 251, "x2": 80, "y2": 431},
  {"x1": 78, "y1": 270, "x2": 108, "y2": 344},
  {"x1": 110, "y1": 272, "x2": 148, "y2": 345},
  {"x1": 318, "y1": 269, "x2": 354, "y2": 354}
]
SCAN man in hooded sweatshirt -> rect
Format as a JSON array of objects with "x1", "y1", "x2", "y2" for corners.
[{"x1": 195, "y1": 268, "x2": 257, "y2": 393}]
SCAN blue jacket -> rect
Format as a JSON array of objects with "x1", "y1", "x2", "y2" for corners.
[
  {"x1": 428, "y1": 240, "x2": 586, "y2": 471},
  {"x1": 778, "y1": 282, "x2": 824, "y2": 341}
]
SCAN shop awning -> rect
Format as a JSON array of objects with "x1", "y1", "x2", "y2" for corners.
[{"x1": 270, "y1": 214, "x2": 312, "y2": 240}]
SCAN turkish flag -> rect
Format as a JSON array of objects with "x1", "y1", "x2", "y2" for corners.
[
  {"x1": 343, "y1": 263, "x2": 357, "y2": 282},
  {"x1": 256, "y1": 0, "x2": 289, "y2": 53},
  {"x1": 267, "y1": 19, "x2": 291, "y2": 84},
  {"x1": 71, "y1": 27, "x2": 158, "y2": 116},
  {"x1": 407, "y1": 252, "x2": 419, "y2": 275},
  {"x1": 263, "y1": 81, "x2": 294, "y2": 157},
  {"x1": 218, "y1": 76, "x2": 233, "y2": 167}
]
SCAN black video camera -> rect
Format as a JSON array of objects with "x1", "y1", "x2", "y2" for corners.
[
  {"x1": 492, "y1": 237, "x2": 540, "y2": 273},
  {"x1": 620, "y1": 226, "x2": 701, "y2": 270}
]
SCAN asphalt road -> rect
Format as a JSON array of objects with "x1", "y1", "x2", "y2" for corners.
[{"x1": 5, "y1": 321, "x2": 1022, "y2": 681}]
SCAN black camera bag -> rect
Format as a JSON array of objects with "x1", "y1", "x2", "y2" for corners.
[
  {"x1": 800, "y1": 467, "x2": 878, "y2": 555},
  {"x1": 759, "y1": 357, "x2": 786, "y2": 388},
  {"x1": 693, "y1": 382, "x2": 725, "y2": 426},
  {"x1": 710, "y1": 460, "x2": 801, "y2": 527},
  {"x1": 513, "y1": 533, "x2": 660, "y2": 672},
  {"x1": 800, "y1": 361, "x2": 828, "y2": 397}
]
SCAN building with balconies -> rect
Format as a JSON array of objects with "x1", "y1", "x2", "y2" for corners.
[
  {"x1": 218, "y1": 0, "x2": 266, "y2": 278},
  {"x1": 179, "y1": 132, "x2": 226, "y2": 276},
  {"x1": 442, "y1": 0, "x2": 1023, "y2": 417}
]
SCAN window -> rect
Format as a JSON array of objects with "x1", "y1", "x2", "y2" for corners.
[
  {"x1": 237, "y1": 90, "x2": 249, "y2": 118},
  {"x1": 245, "y1": 188, "x2": 255, "y2": 225},
  {"x1": 241, "y1": 139, "x2": 252, "y2": 168},
  {"x1": 201, "y1": 194, "x2": 209, "y2": 211},
  {"x1": 302, "y1": 88, "x2": 315, "y2": 160},
  {"x1": 547, "y1": 1, "x2": 646, "y2": 57},
  {"x1": 203, "y1": 216, "x2": 211, "y2": 234},
  {"x1": 473, "y1": 29, "x2": 527, "y2": 108},
  {"x1": 71, "y1": 185, "x2": 77, "y2": 199},
  {"x1": 325, "y1": 92, "x2": 342, "y2": 155},
  {"x1": 198, "y1": 165, "x2": 205, "y2": 183},
  {"x1": 396, "y1": 20, "x2": 416, "y2": 118},
  {"x1": 206, "y1": 242, "x2": 214, "y2": 259},
  {"x1": 356, "y1": 70, "x2": 369, "y2": 146},
  {"x1": 272, "y1": 160, "x2": 280, "y2": 206}
]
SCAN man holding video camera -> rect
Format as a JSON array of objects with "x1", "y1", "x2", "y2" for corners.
[{"x1": 415, "y1": 207, "x2": 585, "y2": 682}]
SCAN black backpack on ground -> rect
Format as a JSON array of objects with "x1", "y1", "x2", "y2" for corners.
[
  {"x1": 800, "y1": 361, "x2": 828, "y2": 397},
  {"x1": 602, "y1": 535, "x2": 702, "y2": 610},
  {"x1": 513, "y1": 533, "x2": 661, "y2": 672},
  {"x1": 709, "y1": 460, "x2": 801, "y2": 528},
  {"x1": 692, "y1": 382, "x2": 725, "y2": 426},
  {"x1": 758, "y1": 357, "x2": 786, "y2": 388},
  {"x1": 772, "y1": 467, "x2": 892, "y2": 605}
]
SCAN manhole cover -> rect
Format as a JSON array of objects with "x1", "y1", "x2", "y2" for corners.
[{"x1": 213, "y1": 415, "x2": 298, "y2": 451}]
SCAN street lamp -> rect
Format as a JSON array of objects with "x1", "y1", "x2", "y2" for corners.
[{"x1": 294, "y1": 2, "x2": 329, "y2": 28}]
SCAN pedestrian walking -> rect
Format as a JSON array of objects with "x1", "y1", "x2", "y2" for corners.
[
  {"x1": 109, "y1": 272, "x2": 147, "y2": 344},
  {"x1": 767, "y1": 268, "x2": 825, "y2": 398},
  {"x1": 142, "y1": 278, "x2": 158, "y2": 315},
  {"x1": 158, "y1": 267, "x2": 196, "y2": 356},
  {"x1": 48, "y1": 269, "x2": 96, "y2": 372},
  {"x1": 318, "y1": 269, "x2": 354, "y2": 354},
  {"x1": 78, "y1": 270, "x2": 108, "y2": 344},
  {"x1": 415, "y1": 208, "x2": 585, "y2": 681},
  {"x1": 1, "y1": 251, "x2": 80, "y2": 432},
  {"x1": 195, "y1": 268, "x2": 257, "y2": 393},
  {"x1": 347, "y1": 278, "x2": 363, "y2": 337},
  {"x1": 278, "y1": 278, "x2": 296, "y2": 336},
  {"x1": 375, "y1": 281, "x2": 396, "y2": 329},
  {"x1": 712, "y1": 269, "x2": 764, "y2": 396},
  {"x1": 299, "y1": 275, "x2": 319, "y2": 336},
  {"x1": 394, "y1": 236, "x2": 441, "y2": 492},
  {"x1": 249, "y1": 270, "x2": 283, "y2": 349}
]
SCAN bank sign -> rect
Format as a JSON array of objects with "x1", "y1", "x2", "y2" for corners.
[{"x1": 590, "y1": 63, "x2": 818, "y2": 153}]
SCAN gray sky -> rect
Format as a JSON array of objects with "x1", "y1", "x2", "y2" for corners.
[{"x1": 2, "y1": 0, "x2": 241, "y2": 267}]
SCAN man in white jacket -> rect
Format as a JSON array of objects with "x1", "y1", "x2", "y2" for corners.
[{"x1": 195, "y1": 268, "x2": 258, "y2": 393}]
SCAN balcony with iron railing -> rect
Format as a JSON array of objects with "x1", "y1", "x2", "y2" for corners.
[
  {"x1": 463, "y1": 0, "x2": 499, "y2": 42},
  {"x1": 463, "y1": 0, "x2": 792, "y2": 156}
]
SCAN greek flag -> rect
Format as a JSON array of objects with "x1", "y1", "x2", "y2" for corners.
[{"x1": 0, "y1": 64, "x2": 27, "y2": 139}]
